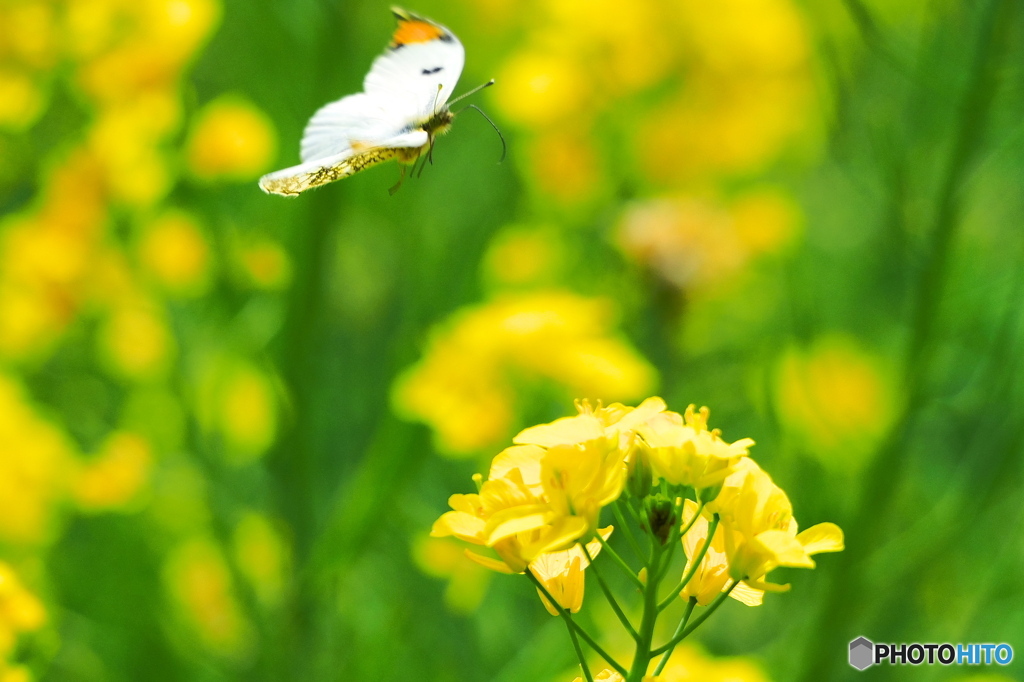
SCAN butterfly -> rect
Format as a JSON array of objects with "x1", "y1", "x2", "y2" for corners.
[{"x1": 259, "y1": 7, "x2": 497, "y2": 197}]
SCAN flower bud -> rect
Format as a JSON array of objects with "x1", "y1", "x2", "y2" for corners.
[{"x1": 626, "y1": 439, "x2": 653, "y2": 500}]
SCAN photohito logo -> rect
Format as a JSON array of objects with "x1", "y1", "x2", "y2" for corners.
[{"x1": 849, "y1": 637, "x2": 1014, "y2": 670}]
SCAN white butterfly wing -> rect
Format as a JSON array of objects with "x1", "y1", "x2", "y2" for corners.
[
  {"x1": 363, "y1": 14, "x2": 464, "y2": 119},
  {"x1": 299, "y1": 92, "x2": 420, "y2": 163}
]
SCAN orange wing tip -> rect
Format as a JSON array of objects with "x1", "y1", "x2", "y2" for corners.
[{"x1": 389, "y1": 9, "x2": 447, "y2": 46}]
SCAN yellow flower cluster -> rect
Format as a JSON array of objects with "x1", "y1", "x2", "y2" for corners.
[
  {"x1": 474, "y1": 0, "x2": 815, "y2": 204},
  {"x1": 394, "y1": 291, "x2": 656, "y2": 456},
  {"x1": 434, "y1": 397, "x2": 842, "y2": 616},
  {"x1": 0, "y1": 1, "x2": 283, "y2": 666}
]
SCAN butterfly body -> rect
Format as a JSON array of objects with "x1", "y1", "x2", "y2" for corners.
[{"x1": 259, "y1": 8, "x2": 465, "y2": 196}]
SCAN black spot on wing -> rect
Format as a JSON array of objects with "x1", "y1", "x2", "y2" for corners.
[{"x1": 421, "y1": 66, "x2": 443, "y2": 75}]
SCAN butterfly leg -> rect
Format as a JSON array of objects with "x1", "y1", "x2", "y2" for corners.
[{"x1": 389, "y1": 163, "x2": 408, "y2": 196}]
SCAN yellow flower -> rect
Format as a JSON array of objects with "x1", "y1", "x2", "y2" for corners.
[
  {"x1": 572, "y1": 669, "x2": 623, "y2": 682},
  {"x1": 73, "y1": 432, "x2": 153, "y2": 511},
  {"x1": 431, "y1": 468, "x2": 588, "y2": 574},
  {"x1": 650, "y1": 643, "x2": 771, "y2": 682},
  {"x1": 138, "y1": 211, "x2": 212, "y2": 296},
  {"x1": 0, "y1": 562, "x2": 47, "y2": 659},
  {"x1": 775, "y1": 336, "x2": 896, "y2": 468},
  {"x1": 707, "y1": 459, "x2": 843, "y2": 591},
  {"x1": 186, "y1": 96, "x2": 277, "y2": 181},
  {"x1": 233, "y1": 513, "x2": 289, "y2": 607},
  {"x1": 164, "y1": 538, "x2": 253, "y2": 658},
  {"x1": 482, "y1": 226, "x2": 563, "y2": 289},
  {"x1": 98, "y1": 301, "x2": 175, "y2": 380},
  {"x1": 679, "y1": 500, "x2": 762, "y2": 606},
  {"x1": 0, "y1": 70, "x2": 45, "y2": 131},
  {"x1": 638, "y1": 406, "x2": 753, "y2": 498},
  {"x1": 393, "y1": 291, "x2": 656, "y2": 456},
  {"x1": 531, "y1": 528, "x2": 611, "y2": 615},
  {"x1": 493, "y1": 51, "x2": 590, "y2": 127},
  {"x1": 216, "y1": 364, "x2": 278, "y2": 463},
  {"x1": 237, "y1": 240, "x2": 292, "y2": 291},
  {"x1": 510, "y1": 399, "x2": 670, "y2": 531},
  {"x1": 0, "y1": 376, "x2": 76, "y2": 545}
]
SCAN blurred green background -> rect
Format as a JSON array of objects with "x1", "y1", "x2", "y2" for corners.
[{"x1": 0, "y1": 0, "x2": 1022, "y2": 680}]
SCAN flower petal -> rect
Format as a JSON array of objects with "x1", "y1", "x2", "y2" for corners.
[{"x1": 797, "y1": 522, "x2": 845, "y2": 555}]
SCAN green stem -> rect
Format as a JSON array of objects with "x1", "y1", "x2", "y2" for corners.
[
  {"x1": 582, "y1": 543, "x2": 639, "y2": 641},
  {"x1": 658, "y1": 514, "x2": 719, "y2": 612},
  {"x1": 526, "y1": 572, "x2": 628, "y2": 678},
  {"x1": 597, "y1": 533, "x2": 645, "y2": 590},
  {"x1": 653, "y1": 598, "x2": 696, "y2": 675},
  {"x1": 565, "y1": 619, "x2": 594, "y2": 682},
  {"x1": 651, "y1": 580, "x2": 738, "y2": 657},
  {"x1": 626, "y1": 539, "x2": 665, "y2": 682}
]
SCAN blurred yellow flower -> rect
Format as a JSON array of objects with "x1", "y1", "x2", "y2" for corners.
[
  {"x1": 98, "y1": 301, "x2": 175, "y2": 380},
  {"x1": 0, "y1": 664, "x2": 33, "y2": 682},
  {"x1": 0, "y1": 286, "x2": 64, "y2": 361},
  {"x1": 75, "y1": 0, "x2": 220, "y2": 102},
  {"x1": 676, "y1": 0, "x2": 809, "y2": 74},
  {"x1": 164, "y1": 538, "x2": 253, "y2": 658},
  {"x1": 1, "y1": 2, "x2": 58, "y2": 70},
  {"x1": 393, "y1": 291, "x2": 656, "y2": 456},
  {"x1": 775, "y1": 336, "x2": 897, "y2": 468},
  {"x1": 0, "y1": 71, "x2": 44, "y2": 130},
  {"x1": 73, "y1": 432, "x2": 153, "y2": 512},
  {"x1": 412, "y1": 535, "x2": 492, "y2": 614},
  {"x1": 0, "y1": 563, "x2": 46, "y2": 660},
  {"x1": 186, "y1": 96, "x2": 277, "y2": 181},
  {"x1": 483, "y1": 226, "x2": 563, "y2": 289},
  {"x1": 138, "y1": 210, "x2": 212, "y2": 296},
  {"x1": 617, "y1": 190, "x2": 802, "y2": 291},
  {"x1": 237, "y1": 240, "x2": 292, "y2": 291},
  {"x1": 87, "y1": 94, "x2": 183, "y2": 206},
  {"x1": 493, "y1": 52, "x2": 589, "y2": 127},
  {"x1": 731, "y1": 190, "x2": 801, "y2": 255},
  {"x1": 0, "y1": 376, "x2": 76, "y2": 545},
  {"x1": 233, "y1": 513, "x2": 288, "y2": 607},
  {"x1": 651, "y1": 643, "x2": 772, "y2": 682},
  {"x1": 216, "y1": 364, "x2": 278, "y2": 463},
  {"x1": 526, "y1": 130, "x2": 603, "y2": 205}
]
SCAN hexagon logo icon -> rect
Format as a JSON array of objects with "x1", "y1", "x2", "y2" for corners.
[{"x1": 849, "y1": 637, "x2": 874, "y2": 670}]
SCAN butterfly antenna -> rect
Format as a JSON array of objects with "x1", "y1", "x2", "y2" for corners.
[
  {"x1": 458, "y1": 104, "x2": 506, "y2": 163},
  {"x1": 431, "y1": 83, "x2": 443, "y2": 114},
  {"x1": 448, "y1": 78, "x2": 496, "y2": 107}
]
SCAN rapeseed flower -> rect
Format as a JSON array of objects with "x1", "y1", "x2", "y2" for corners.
[
  {"x1": 638, "y1": 405, "x2": 753, "y2": 499},
  {"x1": 531, "y1": 528, "x2": 611, "y2": 615},
  {"x1": 707, "y1": 459, "x2": 844, "y2": 591},
  {"x1": 432, "y1": 468, "x2": 589, "y2": 574},
  {"x1": 678, "y1": 500, "x2": 763, "y2": 606}
]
